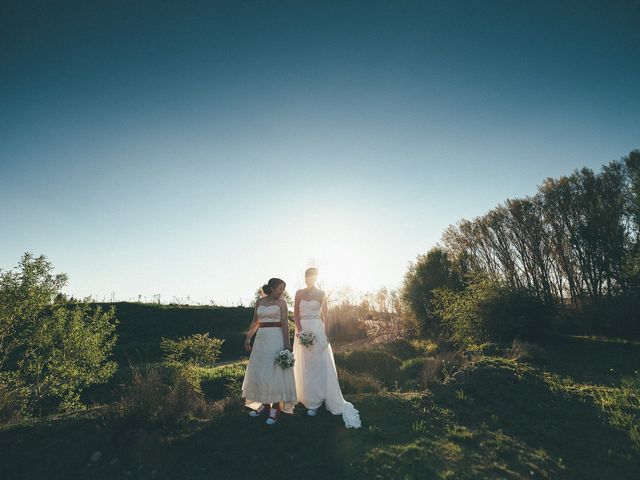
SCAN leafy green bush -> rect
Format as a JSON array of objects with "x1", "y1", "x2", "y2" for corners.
[
  {"x1": 400, "y1": 247, "x2": 465, "y2": 336},
  {"x1": 399, "y1": 358, "x2": 431, "y2": 383},
  {"x1": 0, "y1": 253, "x2": 118, "y2": 418},
  {"x1": 160, "y1": 332, "x2": 224, "y2": 366},
  {"x1": 199, "y1": 362, "x2": 246, "y2": 400},
  {"x1": 433, "y1": 275, "x2": 552, "y2": 347},
  {"x1": 421, "y1": 351, "x2": 467, "y2": 386},
  {"x1": 115, "y1": 362, "x2": 211, "y2": 425},
  {"x1": 335, "y1": 350, "x2": 401, "y2": 385},
  {"x1": 381, "y1": 338, "x2": 421, "y2": 360},
  {"x1": 396, "y1": 351, "x2": 468, "y2": 389},
  {"x1": 336, "y1": 366, "x2": 384, "y2": 394}
]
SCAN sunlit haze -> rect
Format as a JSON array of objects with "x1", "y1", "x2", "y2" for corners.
[{"x1": 1, "y1": 1, "x2": 638, "y2": 304}]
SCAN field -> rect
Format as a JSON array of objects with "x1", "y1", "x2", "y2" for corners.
[{"x1": 1, "y1": 304, "x2": 639, "y2": 479}]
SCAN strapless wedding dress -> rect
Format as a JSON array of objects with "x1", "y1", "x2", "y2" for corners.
[
  {"x1": 242, "y1": 304, "x2": 297, "y2": 413},
  {"x1": 293, "y1": 299, "x2": 361, "y2": 428}
]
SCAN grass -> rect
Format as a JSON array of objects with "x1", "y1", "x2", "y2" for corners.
[
  {"x1": 1, "y1": 323, "x2": 639, "y2": 479},
  {"x1": 99, "y1": 302, "x2": 254, "y2": 366}
]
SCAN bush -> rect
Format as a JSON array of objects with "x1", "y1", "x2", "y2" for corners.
[
  {"x1": 336, "y1": 367, "x2": 384, "y2": 394},
  {"x1": 0, "y1": 380, "x2": 23, "y2": 424},
  {"x1": 334, "y1": 350, "x2": 402, "y2": 385},
  {"x1": 160, "y1": 333, "x2": 224, "y2": 366},
  {"x1": 199, "y1": 363, "x2": 246, "y2": 401},
  {"x1": 564, "y1": 295, "x2": 640, "y2": 340},
  {"x1": 409, "y1": 339, "x2": 440, "y2": 357},
  {"x1": 509, "y1": 340, "x2": 549, "y2": 364},
  {"x1": 396, "y1": 351, "x2": 468, "y2": 389},
  {"x1": 433, "y1": 275, "x2": 552, "y2": 347},
  {"x1": 115, "y1": 362, "x2": 212, "y2": 425},
  {"x1": 0, "y1": 253, "x2": 118, "y2": 418},
  {"x1": 422, "y1": 351, "x2": 467, "y2": 386},
  {"x1": 399, "y1": 357, "x2": 431, "y2": 382},
  {"x1": 400, "y1": 247, "x2": 464, "y2": 337},
  {"x1": 381, "y1": 338, "x2": 421, "y2": 360}
]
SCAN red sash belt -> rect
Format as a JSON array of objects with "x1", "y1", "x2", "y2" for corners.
[{"x1": 259, "y1": 322, "x2": 282, "y2": 328}]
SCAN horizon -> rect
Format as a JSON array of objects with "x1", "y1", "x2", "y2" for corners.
[{"x1": 2, "y1": 1, "x2": 639, "y2": 305}]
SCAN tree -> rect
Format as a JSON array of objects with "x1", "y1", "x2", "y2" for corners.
[
  {"x1": 0, "y1": 253, "x2": 118, "y2": 418},
  {"x1": 400, "y1": 247, "x2": 464, "y2": 337}
]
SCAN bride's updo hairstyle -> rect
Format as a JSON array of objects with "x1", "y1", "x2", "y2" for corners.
[{"x1": 262, "y1": 277, "x2": 286, "y2": 296}]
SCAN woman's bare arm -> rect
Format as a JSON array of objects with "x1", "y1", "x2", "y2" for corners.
[
  {"x1": 293, "y1": 290, "x2": 302, "y2": 334},
  {"x1": 244, "y1": 302, "x2": 260, "y2": 351},
  {"x1": 280, "y1": 299, "x2": 291, "y2": 350}
]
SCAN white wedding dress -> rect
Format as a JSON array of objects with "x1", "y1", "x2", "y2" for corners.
[
  {"x1": 242, "y1": 304, "x2": 297, "y2": 414},
  {"x1": 293, "y1": 299, "x2": 361, "y2": 428}
]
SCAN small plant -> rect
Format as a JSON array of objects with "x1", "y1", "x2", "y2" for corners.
[
  {"x1": 510, "y1": 339, "x2": 549, "y2": 364},
  {"x1": 454, "y1": 388, "x2": 467, "y2": 401},
  {"x1": 160, "y1": 332, "x2": 224, "y2": 366},
  {"x1": 411, "y1": 419, "x2": 428, "y2": 434},
  {"x1": 336, "y1": 367, "x2": 384, "y2": 394},
  {"x1": 115, "y1": 362, "x2": 212, "y2": 425}
]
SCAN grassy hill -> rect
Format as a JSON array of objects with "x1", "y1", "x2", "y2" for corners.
[
  {"x1": 1, "y1": 327, "x2": 638, "y2": 479},
  {"x1": 97, "y1": 302, "x2": 254, "y2": 366}
]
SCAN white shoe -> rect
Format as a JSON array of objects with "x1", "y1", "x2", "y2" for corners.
[
  {"x1": 266, "y1": 407, "x2": 280, "y2": 425},
  {"x1": 249, "y1": 404, "x2": 268, "y2": 417},
  {"x1": 307, "y1": 408, "x2": 318, "y2": 417}
]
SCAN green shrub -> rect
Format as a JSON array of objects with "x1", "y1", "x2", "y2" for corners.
[
  {"x1": 400, "y1": 247, "x2": 465, "y2": 336},
  {"x1": 199, "y1": 363, "x2": 246, "y2": 400},
  {"x1": 382, "y1": 338, "x2": 421, "y2": 360},
  {"x1": 509, "y1": 339, "x2": 549, "y2": 364},
  {"x1": 569, "y1": 295, "x2": 640, "y2": 340},
  {"x1": 116, "y1": 362, "x2": 212, "y2": 425},
  {"x1": 422, "y1": 351, "x2": 467, "y2": 386},
  {"x1": 399, "y1": 357, "x2": 431, "y2": 383},
  {"x1": 160, "y1": 332, "x2": 224, "y2": 366},
  {"x1": 335, "y1": 350, "x2": 401, "y2": 385},
  {"x1": 433, "y1": 275, "x2": 552, "y2": 347},
  {"x1": 396, "y1": 351, "x2": 467, "y2": 388},
  {"x1": 337, "y1": 367, "x2": 384, "y2": 394},
  {"x1": 0, "y1": 253, "x2": 118, "y2": 418}
]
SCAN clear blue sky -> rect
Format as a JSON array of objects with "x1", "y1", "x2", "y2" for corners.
[{"x1": 1, "y1": 1, "x2": 639, "y2": 304}]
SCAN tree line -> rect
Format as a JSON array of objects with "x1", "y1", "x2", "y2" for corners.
[{"x1": 402, "y1": 150, "x2": 640, "y2": 343}]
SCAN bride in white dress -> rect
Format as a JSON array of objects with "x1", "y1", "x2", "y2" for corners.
[
  {"x1": 242, "y1": 278, "x2": 296, "y2": 425},
  {"x1": 292, "y1": 268, "x2": 361, "y2": 429}
]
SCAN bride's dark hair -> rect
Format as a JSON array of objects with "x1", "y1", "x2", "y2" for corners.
[{"x1": 262, "y1": 277, "x2": 286, "y2": 295}]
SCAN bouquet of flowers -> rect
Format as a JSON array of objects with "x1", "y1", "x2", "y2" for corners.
[
  {"x1": 275, "y1": 349, "x2": 295, "y2": 369},
  {"x1": 298, "y1": 331, "x2": 317, "y2": 349}
]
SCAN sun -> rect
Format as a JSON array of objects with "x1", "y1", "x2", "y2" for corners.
[
  {"x1": 286, "y1": 209, "x2": 383, "y2": 296},
  {"x1": 303, "y1": 240, "x2": 374, "y2": 296}
]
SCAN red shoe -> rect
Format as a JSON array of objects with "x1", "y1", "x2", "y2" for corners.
[
  {"x1": 266, "y1": 405, "x2": 281, "y2": 425},
  {"x1": 249, "y1": 404, "x2": 268, "y2": 417}
]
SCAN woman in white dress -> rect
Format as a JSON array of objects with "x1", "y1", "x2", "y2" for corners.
[
  {"x1": 293, "y1": 268, "x2": 361, "y2": 429},
  {"x1": 242, "y1": 278, "x2": 296, "y2": 425}
]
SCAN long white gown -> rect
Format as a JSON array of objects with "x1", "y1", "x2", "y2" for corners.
[
  {"x1": 293, "y1": 299, "x2": 361, "y2": 428},
  {"x1": 242, "y1": 304, "x2": 297, "y2": 414}
]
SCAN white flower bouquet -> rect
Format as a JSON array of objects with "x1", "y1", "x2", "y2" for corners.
[
  {"x1": 275, "y1": 349, "x2": 295, "y2": 368},
  {"x1": 298, "y1": 331, "x2": 317, "y2": 349}
]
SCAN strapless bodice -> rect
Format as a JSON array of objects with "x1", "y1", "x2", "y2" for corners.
[
  {"x1": 299, "y1": 299, "x2": 322, "y2": 320},
  {"x1": 257, "y1": 304, "x2": 281, "y2": 322}
]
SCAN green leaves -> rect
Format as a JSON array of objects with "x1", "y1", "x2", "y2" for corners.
[
  {"x1": 400, "y1": 246, "x2": 464, "y2": 337},
  {"x1": 160, "y1": 332, "x2": 224, "y2": 366},
  {"x1": 0, "y1": 253, "x2": 118, "y2": 419}
]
